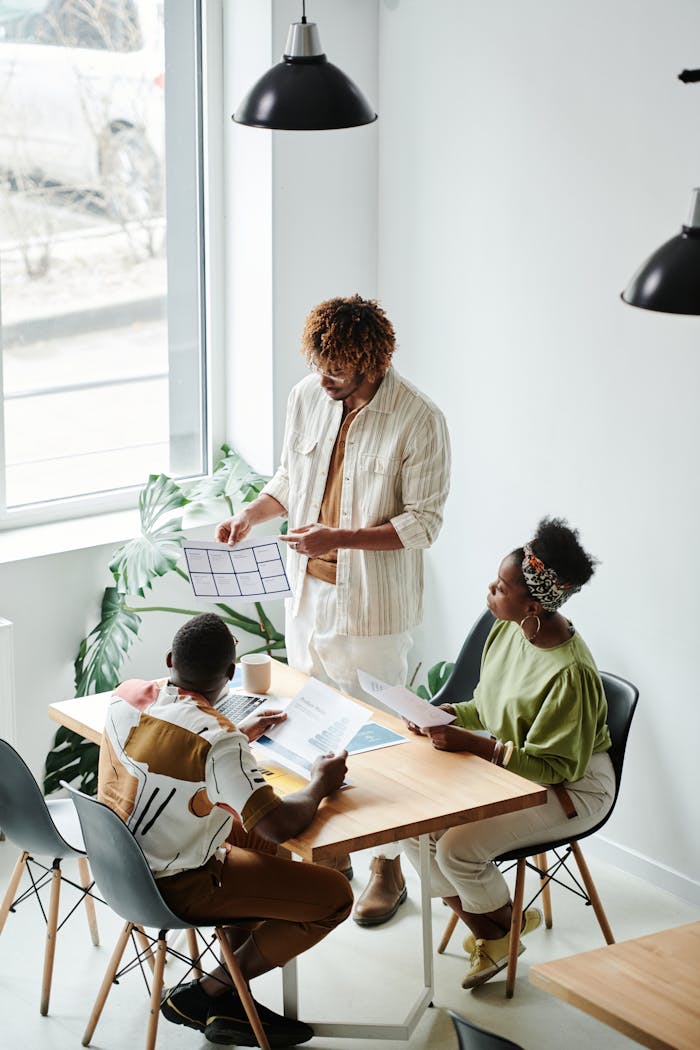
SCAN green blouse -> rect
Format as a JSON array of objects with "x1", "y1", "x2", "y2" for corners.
[{"x1": 452, "y1": 619, "x2": 611, "y2": 784}]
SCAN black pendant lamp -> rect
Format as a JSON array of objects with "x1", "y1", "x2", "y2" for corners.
[
  {"x1": 232, "y1": 2, "x2": 377, "y2": 131},
  {"x1": 622, "y1": 69, "x2": 700, "y2": 314}
]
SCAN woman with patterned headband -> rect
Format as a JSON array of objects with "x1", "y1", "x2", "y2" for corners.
[{"x1": 402, "y1": 517, "x2": 614, "y2": 990}]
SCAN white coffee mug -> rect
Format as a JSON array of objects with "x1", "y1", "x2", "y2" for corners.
[{"x1": 240, "y1": 653, "x2": 272, "y2": 694}]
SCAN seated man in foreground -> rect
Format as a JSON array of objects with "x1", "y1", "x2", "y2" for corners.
[{"x1": 98, "y1": 612, "x2": 351, "y2": 1048}]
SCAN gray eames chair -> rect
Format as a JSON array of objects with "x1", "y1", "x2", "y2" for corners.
[
  {"x1": 64, "y1": 784, "x2": 272, "y2": 1050},
  {"x1": 0, "y1": 738, "x2": 99, "y2": 1014}
]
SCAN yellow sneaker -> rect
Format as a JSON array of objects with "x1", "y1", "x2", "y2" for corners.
[
  {"x1": 520, "y1": 906, "x2": 543, "y2": 938},
  {"x1": 461, "y1": 908, "x2": 542, "y2": 989}
]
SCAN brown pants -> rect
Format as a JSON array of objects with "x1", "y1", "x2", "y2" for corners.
[{"x1": 157, "y1": 823, "x2": 353, "y2": 969}]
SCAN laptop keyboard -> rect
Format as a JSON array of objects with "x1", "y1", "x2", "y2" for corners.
[{"x1": 216, "y1": 692, "x2": 267, "y2": 724}]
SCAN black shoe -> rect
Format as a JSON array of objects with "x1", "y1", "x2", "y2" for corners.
[
  {"x1": 160, "y1": 978, "x2": 209, "y2": 1032},
  {"x1": 205, "y1": 992, "x2": 314, "y2": 1047}
]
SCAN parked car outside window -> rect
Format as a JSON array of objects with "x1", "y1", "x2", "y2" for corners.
[{"x1": 0, "y1": 0, "x2": 164, "y2": 222}]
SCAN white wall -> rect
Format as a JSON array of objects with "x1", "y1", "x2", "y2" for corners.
[
  {"x1": 1, "y1": 544, "x2": 125, "y2": 781},
  {"x1": 376, "y1": 0, "x2": 700, "y2": 901}
]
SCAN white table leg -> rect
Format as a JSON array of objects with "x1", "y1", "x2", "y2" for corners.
[
  {"x1": 282, "y1": 957, "x2": 298, "y2": 1020},
  {"x1": 419, "y1": 832, "x2": 435, "y2": 994},
  {"x1": 307, "y1": 836, "x2": 434, "y2": 1040}
]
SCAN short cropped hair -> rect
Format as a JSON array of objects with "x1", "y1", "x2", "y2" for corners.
[
  {"x1": 301, "y1": 295, "x2": 395, "y2": 382},
  {"x1": 171, "y1": 613, "x2": 236, "y2": 682}
]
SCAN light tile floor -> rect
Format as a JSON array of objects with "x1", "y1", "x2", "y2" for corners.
[{"x1": 0, "y1": 843, "x2": 696, "y2": 1050}]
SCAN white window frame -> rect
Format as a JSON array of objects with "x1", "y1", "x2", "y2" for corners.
[{"x1": 0, "y1": 0, "x2": 224, "y2": 532}]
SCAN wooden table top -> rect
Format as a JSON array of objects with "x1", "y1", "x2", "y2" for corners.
[
  {"x1": 50, "y1": 660, "x2": 546, "y2": 862},
  {"x1": 529, "y1": 921, "x2": 700, "y2": 1050}
]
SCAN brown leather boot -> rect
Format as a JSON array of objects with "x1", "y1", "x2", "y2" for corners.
[
  {"x1": 315, "y1": 853, "x2": 353, "y2": 880},
  {"x1": 352, "y1": 855, "x2": 407, "y2": 926}
]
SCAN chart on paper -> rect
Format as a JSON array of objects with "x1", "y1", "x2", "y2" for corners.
[{"x1": 182, "y1": 538, "x2": 293, "y2": 602}]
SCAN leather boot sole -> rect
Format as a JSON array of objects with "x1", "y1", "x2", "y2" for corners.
[{"x1": 352, "y1": 884, "x2": 408, "y2": 926}]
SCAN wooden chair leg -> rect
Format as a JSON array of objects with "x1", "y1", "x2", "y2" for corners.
[
  {"x1": 0, "y1": 850, "x2": 28, "y2": 934},
  {"x1": 40, "y1": 863, "x2": 62, "y2": 1015},
  {"x1": 536, "y1": 852, "x2": 553, "y2": 929},
  {"x1": 216, "y1": 928, "x2": 271, "y2": 1050},
  {"x1": 570, "y1": 841, "x2": 615, "y2": 945},
  {"x1": 145, "y1": 937, "x2": 167, "y2": 1050},
  {"x1": 187, "y1": 928, "x2": 203, "y2": 978},
  {"x1": 438, "y1": 911, "x2": 459, "y2": 954},
  {"x1": 77, "y1": 856, "x2": 100, "y2": 946},
  {"x1": 505, "y1": 858, "x2": 526, "y2": 999},
  {"x1": 82, "y1": 921, "x2": 133, "y2": 1046},
  {"x1": 134, "y1": 925, "x2": 157, "y2": 974}
]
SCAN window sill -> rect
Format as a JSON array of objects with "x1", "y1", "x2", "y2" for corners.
[{"x1": 0, "y1": 506, "x2": 222, "y2": 566}]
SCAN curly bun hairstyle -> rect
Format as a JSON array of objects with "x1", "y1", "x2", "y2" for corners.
[
  {"x1": 301, "y1": 295, "x2": 395, "y2": 382},
  {"x1": 521, "y1": 516, "x2": 597, "y2": 589}
]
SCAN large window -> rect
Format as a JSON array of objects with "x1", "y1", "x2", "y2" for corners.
[{"x1": 0, "y1": 0, "x2": 206, "y2": 525}]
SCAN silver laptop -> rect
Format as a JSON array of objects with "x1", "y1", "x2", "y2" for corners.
[{"x1": 215, "y1": 691, "x2": 268, "y2": 724}]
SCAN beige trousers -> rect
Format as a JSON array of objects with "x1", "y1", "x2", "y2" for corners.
[{"x1": 401, "y1": 751, "x2": 615, "y2": 913}]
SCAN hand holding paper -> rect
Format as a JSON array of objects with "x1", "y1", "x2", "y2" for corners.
[{"x1": 357, "y1": 670, "x2": 457, "y2": 730}]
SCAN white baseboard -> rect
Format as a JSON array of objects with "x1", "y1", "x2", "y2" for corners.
[{"x1": 586, "y1": 835, "x2": 700, "y2": 907}]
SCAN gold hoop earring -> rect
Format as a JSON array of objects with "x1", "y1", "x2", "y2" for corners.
[{"x1": 520, "y1": 613, "x2": 541, "y2": 643}]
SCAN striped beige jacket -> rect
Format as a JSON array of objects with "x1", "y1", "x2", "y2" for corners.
[{"x1": 262, "y1": 366, "x2": 450, "y2": 636}]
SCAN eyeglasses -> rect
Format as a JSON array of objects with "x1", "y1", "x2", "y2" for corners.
[{"x1": 308, "y1": 361, "x2": 348, "y2": 382}]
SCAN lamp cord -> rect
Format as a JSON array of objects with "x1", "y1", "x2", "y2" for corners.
[
  {"x1": 301, "y1": 0, "x2": 306, "y2": 24},
  {"x1": 678, "y1": 68, "x2": 700, "y2": 83}
]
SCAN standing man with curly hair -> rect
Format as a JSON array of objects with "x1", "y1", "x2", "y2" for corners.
[{"x1": 217, "y1": 295, "x2": 451, "y2": 926}]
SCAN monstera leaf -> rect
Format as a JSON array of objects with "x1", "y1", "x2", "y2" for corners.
[
  {"x1": 187, "y1": 445, "x2": 269, "y2": 511},
  {"x1": 110, "y1": 474, "x2": 189, "y2": 596},
  {"x1": 416, "y1": 660, "x2": 455, "y2": 701},
  {"x1": 74, "y1": 586, "x2": 142, "y2": 696},
  {"x1": 44, "y1": 588, "x2": 142, "y2": 794},
  {"x1": 43, "y1": 725, "x2": 99, "y2": 796}
]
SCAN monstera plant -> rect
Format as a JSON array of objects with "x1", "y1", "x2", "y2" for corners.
[{"x1": 43, "y1": 446, "x2": 284, "y2": 795}]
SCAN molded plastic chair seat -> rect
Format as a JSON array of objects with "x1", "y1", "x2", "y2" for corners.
[
  {"x1": 430, "y1": 618, "x2": 639, "y2": 997},
  {"x1": 0, "y1": 738, "x2": 99, "y2": 1015},
  {"x1": 64, "y1": 784, "x2": 272, "y2": 1050},
  {"x1": 449, "y1": 1009, "x2": 525, "y2": 1050}
]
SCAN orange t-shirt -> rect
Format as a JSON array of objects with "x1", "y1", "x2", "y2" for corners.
[{"x1": 306, "y1": 406, "x2": 360, "y2": 584}]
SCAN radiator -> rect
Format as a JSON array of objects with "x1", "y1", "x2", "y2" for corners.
[{"x1": 0, "y1": 617, "x2": 16, "y2": 746}]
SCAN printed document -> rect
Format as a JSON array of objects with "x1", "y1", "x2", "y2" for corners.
[
  {"x1": 182, "y1": 538, "x2": 292, "y2": 602},
  {"x1": 346, "y1": 721, "x2": 408, "y2": 754},
  {"x1": 255, "y1": 677, "x2": 371, "y2": 779},
  {"x1": 357, "y1": 669, "x2": 457, "y2": 730}
]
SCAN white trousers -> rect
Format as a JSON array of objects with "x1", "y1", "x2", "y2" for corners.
[
  {"x1": 285, "y1": 574, "x2": 413, "y2": 860},
  {"x1": 401, "y1": 751, "x2": 615, "y2": 913}
]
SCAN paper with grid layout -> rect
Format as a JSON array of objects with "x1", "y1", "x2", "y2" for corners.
[{"x1": 183, "y1": 538, "x2": 292, "y2": 602}]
